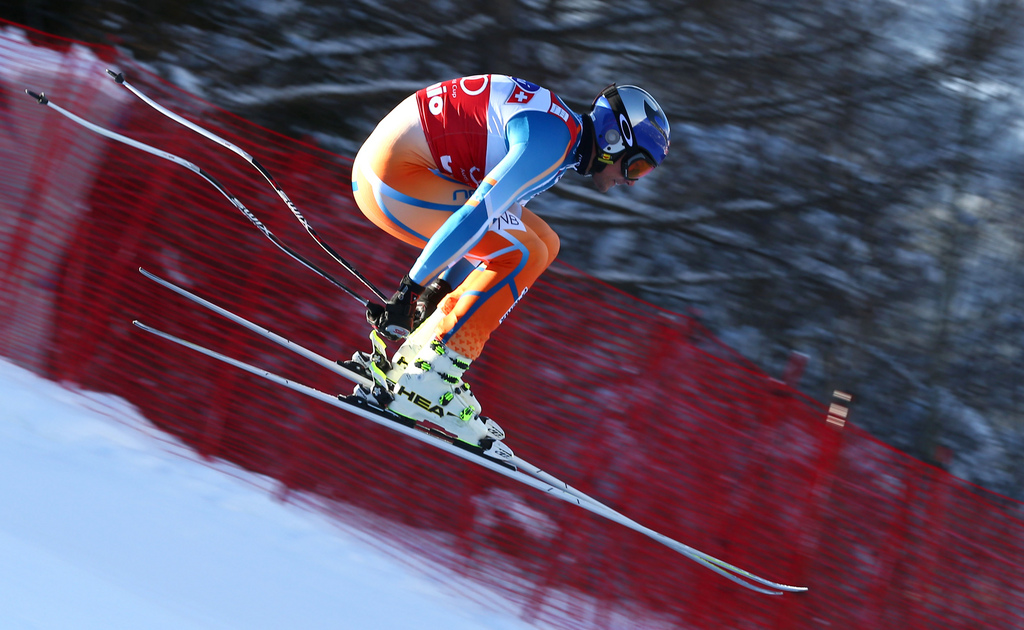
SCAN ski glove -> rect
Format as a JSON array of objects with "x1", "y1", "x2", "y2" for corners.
[{"x1": 366, "y1": 274, "x2": 425, "y2": 340}]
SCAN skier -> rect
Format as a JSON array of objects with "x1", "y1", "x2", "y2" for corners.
[
  {"x1": 351, "y1": 75, "x2": 670, "y2": 456},
  {"x1": 32, "y1": 70, "x2": 803, "y2": 594}
]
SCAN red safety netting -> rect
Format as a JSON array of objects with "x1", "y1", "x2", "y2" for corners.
[{"x1": 1, "y1": 20, "x2": 1021, "y2": 629}]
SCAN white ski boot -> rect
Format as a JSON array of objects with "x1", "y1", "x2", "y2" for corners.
[
  {"x1": 386, "y1": 336, "x2": 509, "y2": 458},
  {"x1": 346, "y1": 307, "x2": 445, "y2": 403}
]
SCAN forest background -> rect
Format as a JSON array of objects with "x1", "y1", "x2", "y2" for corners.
[{"x1": 7, "y1": 0, "x2": 1024, "y2": 501}]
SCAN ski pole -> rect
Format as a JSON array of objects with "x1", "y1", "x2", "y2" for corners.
[
  {"x1": 24, "y1": 88, "x2": 370, "y2": 307},
  {"x1": 105, "y1": 69, "x2": 387, "y2": 303}
]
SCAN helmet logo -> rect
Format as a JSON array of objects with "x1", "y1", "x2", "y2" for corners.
[{"x1": 618, "y1": 112, "x2": 634, "y2": 148}]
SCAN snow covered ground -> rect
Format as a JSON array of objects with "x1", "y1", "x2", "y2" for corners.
[{"x1": 0, "y1": 358, "x2": 537, "y2": 630}]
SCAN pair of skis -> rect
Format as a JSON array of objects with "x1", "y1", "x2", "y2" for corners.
[
  {"x1": 136, "y1": 267, "x2": 806, "y2": 596},
  {"x1": 26, "y1": 69, "x2": 807, "y2": 595}
]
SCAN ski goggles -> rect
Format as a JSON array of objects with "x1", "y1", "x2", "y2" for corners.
[{"x1": 622, "y1": 150, "x2": 657, "y2": 181}]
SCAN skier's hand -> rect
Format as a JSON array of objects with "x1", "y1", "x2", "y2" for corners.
[
  {"x1": 368, "y1": 301, "x2": 415, "y2": 340},
  {"x1": 367, "y1": 274, "x2": 424, "y2": 340},
  {"x1": 366, "y1": 301, "x2": 408, "y2": 341}
]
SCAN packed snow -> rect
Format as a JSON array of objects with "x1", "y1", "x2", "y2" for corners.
[{"x1": 0, "y1": 358, "x2": 536, "y2": 630}]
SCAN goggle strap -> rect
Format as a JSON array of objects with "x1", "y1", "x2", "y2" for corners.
[{"x1": 601, "y1": 84, "x2": 625, "y2": 117}]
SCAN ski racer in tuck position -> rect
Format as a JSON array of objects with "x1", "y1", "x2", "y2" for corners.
[
  {"x1": 352, "y1": 74, "x2": 670, "y2": 460},
  {"x1": 26, "y1": 68, "x2": 809, "y2": 595}
]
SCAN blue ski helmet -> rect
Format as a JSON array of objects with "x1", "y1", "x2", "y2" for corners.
[{"x1": 590, "y1": 84, "x2": 670, "y2": 180}]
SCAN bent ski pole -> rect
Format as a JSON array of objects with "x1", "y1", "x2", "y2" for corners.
[
  {"x1": 24, "y1": 87, "x2": 369, "y2": 306},
  {"x1": 105, "y1": 69, "x2": 386, "y2": 303}
]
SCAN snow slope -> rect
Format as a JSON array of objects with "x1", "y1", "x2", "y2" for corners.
[{"x1": 0, "y1": 358, "x2": 536, "y2": 630}]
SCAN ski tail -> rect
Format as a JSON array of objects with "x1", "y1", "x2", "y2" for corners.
[
  {"x1": 131, "y1": 319, "x2": 515, "y2": 470},
  {"x1": 137, "y1": 267, "x2": 369, "y2": 387}
]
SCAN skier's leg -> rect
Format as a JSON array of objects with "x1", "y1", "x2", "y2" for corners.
[
  {"x1": 384, "y1": 208, "x2": 557, "y2": 447},
  {"x1": 432, "y1": 208, "x2": 559, "y2": 359}
]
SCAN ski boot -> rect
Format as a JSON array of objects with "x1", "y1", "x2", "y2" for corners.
[
  {"x1": 386, "y1": 336, "x2": 511, "y2": 460},
  {"x1": 347, "y1": 303, "x2": 447, "y2": 407}
]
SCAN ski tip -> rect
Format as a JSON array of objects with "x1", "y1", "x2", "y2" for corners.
[
  {"x1": 105, "y1": 69, "x2": 125, "y2": 84},
  {"x1": 25, "y1": 89, "x2": 48, "y2": 105}
]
